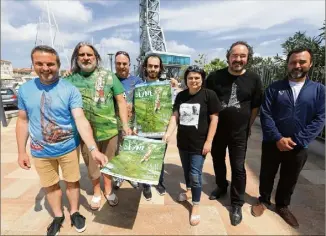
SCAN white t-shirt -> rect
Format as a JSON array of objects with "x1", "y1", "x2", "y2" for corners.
[{"x1": 289, "y1": 80, "x2": 305, "y2": 104}]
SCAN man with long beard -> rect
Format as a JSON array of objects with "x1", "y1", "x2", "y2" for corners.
[
  {"x1": 251, "y1": 48, "x2": 325, "y2": 228},
  {"x1": 65, "y1": 42, "x2": 131, "y2": 211},
  {"x1": 206, "y1": 41, "x2": 263, "y2": 226}
]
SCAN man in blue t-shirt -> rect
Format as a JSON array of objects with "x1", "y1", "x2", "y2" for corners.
[
  {"x1": 113, "y1": 51, "x2": 143, "y2": 189},
  {"x1": 16, "y1": 45, "x2": 107, "y2": 236}
]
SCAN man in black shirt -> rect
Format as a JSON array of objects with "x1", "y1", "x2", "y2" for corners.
[{"x1": 206, "y1": 41, "x2": 263, "y2": 226}]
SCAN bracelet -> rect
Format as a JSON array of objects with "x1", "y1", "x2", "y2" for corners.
[
  {"x1": 88, "y1": 145, "x2": 97, "y2": 152},
  {"x1": 122, "y1": 123, "x2": 129, "y2": 128}
]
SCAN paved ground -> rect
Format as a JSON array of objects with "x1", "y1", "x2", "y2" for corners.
[{"x1": 1, "y1": 118, "x2": 325, "y2": 235}]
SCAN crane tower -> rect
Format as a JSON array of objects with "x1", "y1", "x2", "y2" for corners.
[{"x1": 138, "y1": 0, "x2": 190, "y2": 79}]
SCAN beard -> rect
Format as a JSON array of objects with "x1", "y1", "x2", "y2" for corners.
[
  {"x1": 77, "y1": 60, "x2": 97, "y2": 73},
  {"x1": 117, "y1": 70, "x2": 128, "y2": 78},
  {"x1": 147, "y1": 71, "x2": 159, "y2": 79},
  {"x1": 288, "y1": 68, "x2": 309, "y2": 80},
  {"x1": 230, "y1": 61, "x2": 245, "y2": 72}
]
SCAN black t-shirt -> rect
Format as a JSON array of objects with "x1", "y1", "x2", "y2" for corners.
[
  {"x1": 173, "y1": 88, "x2": 222, "y2": 154},
  {"x1": 206, "y1": 67, "x2": 263, "y2": 135}
]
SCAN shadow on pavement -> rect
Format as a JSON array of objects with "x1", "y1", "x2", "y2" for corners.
[
  {"x1": 164, "y1": 163, "x2": 257, "y2": 208},
  {"x1": 92, "y1": 187, "x2": 141, "y2": 229}
]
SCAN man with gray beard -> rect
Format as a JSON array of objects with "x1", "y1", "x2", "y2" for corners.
[
  {"x1": 206, "y1": 41, "x2": 263, "y2": 226},
  {"x1": 65, "y1": 42, "x2": 131, "y2": 211}
]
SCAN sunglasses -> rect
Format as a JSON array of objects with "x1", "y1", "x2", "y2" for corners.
[
  {"x1": 187, "y1": 65, "x2": 204, "y2": 72},
  {"x1": 115, "y1": 51, "x2": 130, "y2": 61}
]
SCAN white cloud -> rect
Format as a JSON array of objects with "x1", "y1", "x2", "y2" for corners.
[
  {"x1": 1, "y1": 22, "x2": 38, "y2": 42},
  {"x1": 160, "y1": 1, "x2": 324, "y2": 32},
  {"x1": 94, "y1": 37, "x2": 139, "y2": 70},
  {"x1": 253, "y1": 52, "x2": 261, "y2": 57},
  {"x1": 112, "y1": 28, "x2": 137, "y2": 40},
  {"x1": 86, "y1": 16, "x2": 138, "y2": 33},
  {"x1": 205, "y1": 48, "x2": 227, "y2": 62},
  {"x1": 259, "y1": 38, "x2": 282, "y2": 46},
  {"x1": 85, "y1": 0, "x2": 120, "y2": 7},
  {"x1": 96, "y1": 37, "x2": 138, "y2": 54},
  {"x1": 1, "y1": 1, "x2": 27, "y2": 23},
  {"x1": 30, "y1": 1, "x2": 92, "y2": 23},
  {"x1": 166, "y1": 41, "x2": 195, "y2": 55}
]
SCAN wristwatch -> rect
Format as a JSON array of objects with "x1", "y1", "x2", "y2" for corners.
[{"x1": 88, "y1": 145, "x2": 97, "y2": 152}]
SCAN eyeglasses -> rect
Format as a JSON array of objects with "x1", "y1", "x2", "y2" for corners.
[{"x1": 115, "y1": 51, "x2": 130, "y2": 60}]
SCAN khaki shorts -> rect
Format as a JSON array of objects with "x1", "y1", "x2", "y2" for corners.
[
  {"x1": 33, "y1": 149, "x2": 81, "y2": 188},
  {"x1": 80, "y1": 135, "x2": 119, "y2": 180}
]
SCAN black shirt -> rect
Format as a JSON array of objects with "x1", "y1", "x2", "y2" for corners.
[
  {"x1": 206, "y1": 67, "x2": 263, "y2": 135},
  {"x1": 173, "y1": 88, "x2": 222, "y2": 154}
]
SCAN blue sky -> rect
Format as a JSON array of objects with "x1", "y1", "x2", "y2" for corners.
[{"x1": 1, "y1": 0, "x2": 324, "y2": 70}]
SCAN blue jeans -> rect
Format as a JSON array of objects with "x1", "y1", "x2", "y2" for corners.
[{"x1": 179, "y1": 150, "x2": 205, "y2": 205}]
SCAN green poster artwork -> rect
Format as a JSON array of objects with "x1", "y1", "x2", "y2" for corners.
[
  {"x1": 134, "y1": 81, "x2": 173, "y2": 138},
  {"x1": 100, "y1": 136, "x2": 166, "y2": 185}
]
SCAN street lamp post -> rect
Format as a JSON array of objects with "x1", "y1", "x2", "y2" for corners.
[{"x1": 107, "y1": 53, "x2": 114, "y2": 71}]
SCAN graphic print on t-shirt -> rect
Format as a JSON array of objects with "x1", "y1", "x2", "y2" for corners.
[
  {"x1": 40, "y1": 92, "x2": 73, "y2": 145},
  {"x1": 221, "y1": 83, "x2": 240, "y2": 109},
  {"x1": 179, "y1": 103, "x2": 200, "y2": 129},
  {"x1": 94, "y1": 71, "x2": 109, "y2": 104}
]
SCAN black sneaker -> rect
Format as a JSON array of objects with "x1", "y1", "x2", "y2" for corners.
[
  {"x1": 47, "y1": 215, "x2": 65, "y2": 236},
  {"x1": 143, "y1": 186, "x2": 152, "y2": 201},
  {"x1": 70, "y1": 212, "x2": 86, "y2": 233},
  {"x1": 155, "y1": 184, "x2": 166, "y2": 196},
  {"x1": 114, "y1": 178, "x2": 124, "y2": 190}
]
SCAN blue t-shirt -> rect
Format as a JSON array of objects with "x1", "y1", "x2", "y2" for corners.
[
  {"x1": 18, "y1": 78, "x2": 83, "y2": 158},
  {"x1": 118, "y1": 75, "x2": 143, "y2": 103},
  {"x1": 116, "y1": 74, "x2": 143, "y2": 130}
]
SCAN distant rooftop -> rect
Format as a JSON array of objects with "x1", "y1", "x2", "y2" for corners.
[{"x1": 1, "y1": 59, "x2": 12, "y2": 64}]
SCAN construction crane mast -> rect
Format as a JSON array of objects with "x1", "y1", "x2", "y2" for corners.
[
  {"x1": 139, "y1": 0, "x2": 167, "y2": 59},
  {"x1": 138, "y1": 0, "x2": 190, "y2": 79},
  {"x1": 34, "y1": 1, "x2": 70, "y2": 68}
]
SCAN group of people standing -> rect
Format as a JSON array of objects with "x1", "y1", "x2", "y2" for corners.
[{"x1": 16, "y1": 40, "x2": 324, "y2": 235}]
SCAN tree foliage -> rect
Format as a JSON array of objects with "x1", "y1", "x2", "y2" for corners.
[
  {"x1": 194, "y1": 54, "x2": 227, "y2": 74},
  {"x1": 247, "y1": 24, "x2": 325, "y2": 85}
]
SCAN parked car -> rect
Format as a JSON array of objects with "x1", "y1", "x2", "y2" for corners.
[{"x1": 1, "y1": 87, "x2": 18, "y2": 108}]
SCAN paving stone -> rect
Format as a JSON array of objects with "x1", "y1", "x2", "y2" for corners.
[
  {"x1": 300, "y1": 170, "x2": 325, "y2": 185},
  {"x1": 2, "y1": 179, "x2": 39, "y2": 199},
  {"x1": 1, "y1": 118, "x2": 324, "y2": 235}
]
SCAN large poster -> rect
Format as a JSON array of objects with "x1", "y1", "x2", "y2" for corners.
[
  {"x1": 134, "y1": 81, "x2": 172, "y2": 138},
  {"x1": 100, "y1": 136, "x2": 166, "y2": 185}
]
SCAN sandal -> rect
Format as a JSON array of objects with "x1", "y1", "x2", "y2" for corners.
[
  {"x1": 178, "y1": 192, "x2": 191, "y2": 202},
  {"x1": 190, "y1": 214, "x2": 200, "y2": 226},
  {"x1": 105, "y1": 192, "x2": 119, "y2": 207},
  {"x1": 90, "y1": 195, "x2": 101, "y2": 211}
]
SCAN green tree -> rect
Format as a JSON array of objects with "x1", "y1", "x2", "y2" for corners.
[
  {"x1": 318, "y1": 21, "x2": 325, "y2": 39},
  {"x1": 204, "y1": 58, "x2": 227, "y2": 74},
  {"x1": 194, "y1": 54, "x2": 227, "y2": 73},
  {"x1": 194, "y1": 53, "x2": 208, "y2": 68}
]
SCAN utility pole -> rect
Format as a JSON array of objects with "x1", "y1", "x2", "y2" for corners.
[
  {"x1": 0, "y1": 95, "x2": 8, "y2": 127},
  {"x1": 133, "y1": 65, "x2": 137, "y2": 76},
  {"x1": 107, "y1": 53, "x2": 114, "y2": 71}
]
